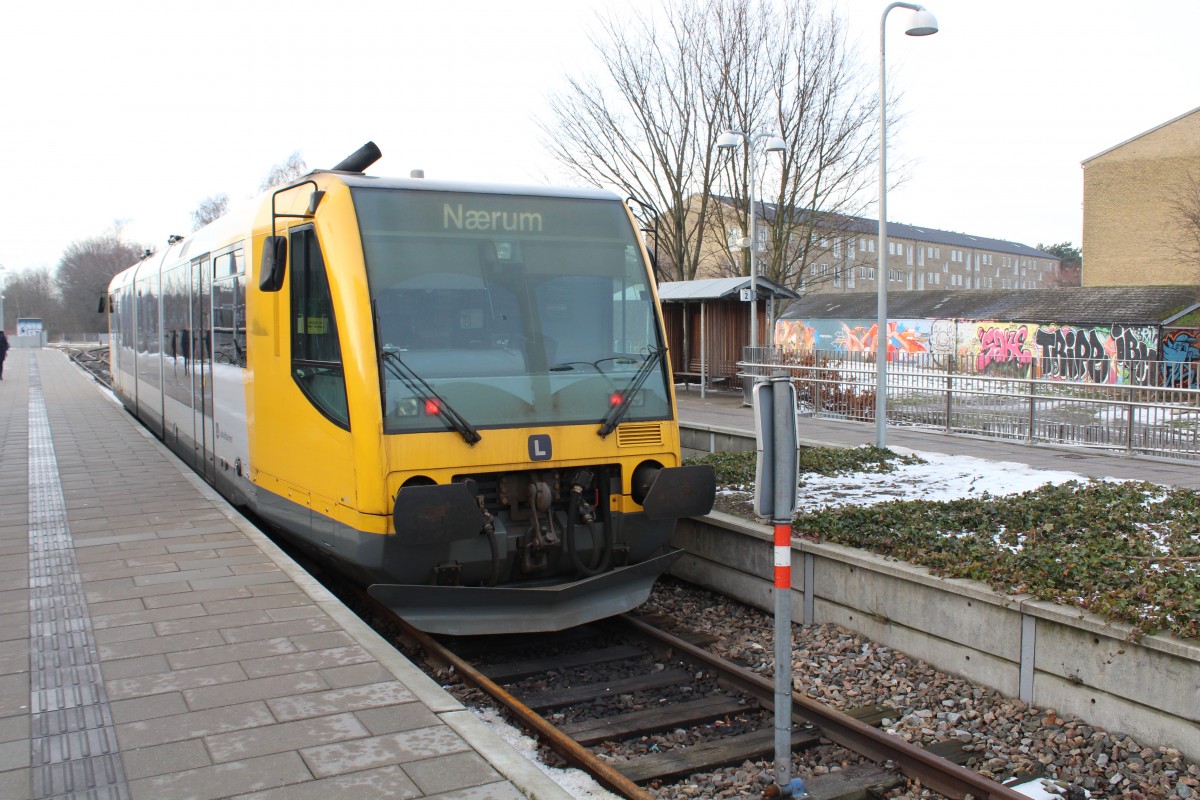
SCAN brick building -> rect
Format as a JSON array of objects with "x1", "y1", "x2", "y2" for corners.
[
  {"x1": 689, "y1": 197, "x2": 1062, "y2": 295},
  {"x1": 1082, "y1": 105, "x2": 1200, "y2": 286}
]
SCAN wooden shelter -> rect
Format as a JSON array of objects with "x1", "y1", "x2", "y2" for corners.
[{"x1": 658, "y1": 277, "x2": 798, "y2": 394}]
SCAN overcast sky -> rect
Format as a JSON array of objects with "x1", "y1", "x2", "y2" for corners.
[{"x1": 1, "y1": 0, "x2": 1197, "y2": 277}]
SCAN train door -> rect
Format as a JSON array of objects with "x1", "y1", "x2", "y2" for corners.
[{"x1": 192, "y1": 256, "x2": 216, "y2": 483}]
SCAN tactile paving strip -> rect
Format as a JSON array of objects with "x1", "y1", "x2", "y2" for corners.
[{"x1": 27, "y1": 358, "x2": 130, "y2": 799}]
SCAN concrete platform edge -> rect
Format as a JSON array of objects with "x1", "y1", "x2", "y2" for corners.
[{"x1": 98, "y1": 377, "x2": 574, "y2": 800}]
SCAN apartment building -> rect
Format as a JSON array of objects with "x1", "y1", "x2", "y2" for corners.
[{"x1": 693, "y1": 197, "x2": 1062, "y2": 295}]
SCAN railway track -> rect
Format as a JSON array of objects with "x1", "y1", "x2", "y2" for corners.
[
  {"x1": 382, "y1": 601, "x2": 1034, "y2": 800},
  {"x1": 64, "y1": 345, "x2": 112, "y2": 389}
]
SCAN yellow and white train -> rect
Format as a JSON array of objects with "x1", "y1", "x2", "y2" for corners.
[{"x1": 108, "y1": 143, "x2": 714, "y2": 634}]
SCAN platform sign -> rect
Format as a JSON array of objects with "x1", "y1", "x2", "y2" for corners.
[
  {"x1": 752, "y1": 376, "x2": 799, "y2": 520},
  {"x1": 17, "y1": 318, "x2": 43, "y2": 337},
  {"x1": 739, "y1": 287, "x2": 753, "y2": 302}
]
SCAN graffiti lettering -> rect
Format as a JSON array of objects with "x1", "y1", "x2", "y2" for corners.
[
  {"x1": 1034, "y1": 324, "x2": 1156, "y2": 384},
  {"x1": 976, "y1": 325, "x2": 1031, "y2": 371},
  {"x1": 1161, "y1": 330, "x2": 1200, "y2": 389}
]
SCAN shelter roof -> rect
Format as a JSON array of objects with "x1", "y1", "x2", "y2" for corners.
[
  {"x1": 779, "y1": 286, "x2": 1200, "y2": 326},
  {"x1": 657, "y1": 276, "x2": 798, "y2": 302}
]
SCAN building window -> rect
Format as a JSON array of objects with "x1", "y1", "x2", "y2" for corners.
[
  {"x1": 906, "y1": 245, "x2": 914, "y2": 265},
  {"x1": 917, "y1": 248, "x2": 925, "y2": 267}
]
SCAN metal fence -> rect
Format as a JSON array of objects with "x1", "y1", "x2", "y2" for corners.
[{"x1": 739, "y1": 347, "x2": 1200, "y2": 461}]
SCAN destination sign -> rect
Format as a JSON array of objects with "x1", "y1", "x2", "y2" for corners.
[{"x1": 352, "y1": 187, "x2": 631, "y2": 240}]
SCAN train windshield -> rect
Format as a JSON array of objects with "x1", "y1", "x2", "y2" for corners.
[{"x1": 352, "y1": 188, "x2": 670, "y2": 434}]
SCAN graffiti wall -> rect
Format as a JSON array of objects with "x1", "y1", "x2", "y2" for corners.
[
  {"x1": 960, "y1": 322, "x2": 1158, "y2": 384},
  {"x1": 777, "y1": 317, "x2": 1183, "y2": 385},
  {"x1": 775, "y1": 318, "x2": 932, "y2": 358}
]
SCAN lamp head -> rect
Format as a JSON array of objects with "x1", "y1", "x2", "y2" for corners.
[
  {"x1": 764, "y1": 134, "x2": 786, "y2": 152},
  {"x1": 905, "y1": 7, "x2": 938, "y2": 36},
  {"x1": 716, "y1": 131, "x2": 741, "y2": 150}
]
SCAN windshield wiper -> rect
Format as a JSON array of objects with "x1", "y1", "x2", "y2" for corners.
[
  {"x1": 381, "y1": 348, "x2": 482, "y2": 446},
  {"x1": 598, "y1": 347, "x2": 664, "y2": 439}
]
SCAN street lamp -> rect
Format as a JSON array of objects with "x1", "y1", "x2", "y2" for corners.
[
  {"x1": 717, "y1": 130, "x2": 786, "y2": 354},
  {"x1": 876, "y1": 3, "x2": 938, "y2": 449}
]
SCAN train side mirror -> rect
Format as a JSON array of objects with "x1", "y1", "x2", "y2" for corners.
[{"x1": 260, "y1": 236, "x2": 288, "y2": 292}]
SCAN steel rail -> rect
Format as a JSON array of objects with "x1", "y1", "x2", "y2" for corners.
[
  {"x1": 390, "y1": 614, "x2": 655, "y2": 800},
  {"x1": 622, "y1": 614, "x2": 1030, "y2": 800}
]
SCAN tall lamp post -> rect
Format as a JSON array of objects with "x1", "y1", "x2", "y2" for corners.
[
  {"x1": 876, "y1": 3, "x2": 938, "y2": 449},
  {"x1": 717, "y1": 130, "x2": 786, "y2": 353}
]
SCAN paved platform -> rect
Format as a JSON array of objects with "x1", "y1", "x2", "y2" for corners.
[
  {"x1": 0, "y1": 348, "x2": 572, "y2": 800},
  {"x1": 676, "y1": 388, "x2": 1200, "y2": 489}
]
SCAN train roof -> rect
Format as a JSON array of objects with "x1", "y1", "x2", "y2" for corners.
[{"x1": 321, "y1": 171, "x2": 623, "y2": 202}]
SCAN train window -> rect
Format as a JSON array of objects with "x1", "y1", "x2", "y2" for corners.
[
  {"x1": 161, "y1": 263, "x2": 193, "y2": 406},
  {"x1": 289, "y1": 226, "x2": 349, "y2": 428},
  {"x1": 353, "y1": 188, "x2": 671, "y2": 433},
  {"x1": 212, "y1": 276, "x2": 246, "y2": 368}
]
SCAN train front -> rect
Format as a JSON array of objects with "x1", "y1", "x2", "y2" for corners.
[{"x1": 354, "y1": 181, "x2": 715, "y2": 635}]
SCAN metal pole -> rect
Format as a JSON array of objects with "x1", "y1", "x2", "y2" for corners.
[
  {"x1": 772, "y1": 376, "x2": 794, "y2": 794},
  {"x1": 773, "y1": 515, "x2": 791, "y2": 790},
  {"x1": 876, "y1": 7, "x2": 891, "y2": 450},
  {"x1": 700, "y1": 301, "x2": 707, "y2": 400},
  {"x1": 749, "y1": 150, "x2": 758, "y2": 353},
  {"x1": 876, "y1": 1, "x2": 930, "y2": 450}
]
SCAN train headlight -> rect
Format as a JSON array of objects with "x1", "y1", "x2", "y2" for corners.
[{"x1": 609, "y1": 390, "x2": 645, "y2": 408}]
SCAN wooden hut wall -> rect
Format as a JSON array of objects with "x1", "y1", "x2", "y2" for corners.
[
  {"x1": 662, "y1": 304, "x2": 685, "y2": 373},
  {"x1": 660, "y1": 299, "x2": 758, "y2": 380},
  {"x1": 697, "y1": 300, "x2": 751, "y2": 378}
]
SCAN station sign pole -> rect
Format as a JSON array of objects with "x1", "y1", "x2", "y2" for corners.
[{"x1": 753, "y1": 373, "x2": 801, "y2": 796}]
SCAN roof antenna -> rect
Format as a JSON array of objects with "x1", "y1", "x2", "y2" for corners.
[{"x1": 332, "y1": 141, "x2": 381, "y2": 173}]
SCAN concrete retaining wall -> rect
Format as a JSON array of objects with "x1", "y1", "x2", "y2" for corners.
[
  {"x1": 670, "y1": 512, "x2": 1200, "y2": 761},
  {"x1": 680, "y1": 422, "x2": 757, "y2": 456}
]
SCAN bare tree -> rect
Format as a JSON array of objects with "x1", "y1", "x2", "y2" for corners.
[
  {"x1": 1164, "y1": 171, "x2": 1200, "y2": 280},
  {"x1": 259, "y1": 152, "x2": 308, "y2": 192},
  {"x1": 191, "y1": 193, "x2": 230, "y2": 231},
  {"x1": 56, "y1": 230, "x2": 145, "y2": 335},
  {"x1": 540, "y1": 0, "x2": 733, "y2": 282},
  {"x1": 3, "y1": 267, "x2": 61, "y2": 333},
  {"x1": 539, "y1": 0, "x2": 878, "y2": 294},
  {"x1": 709, "y1": 0, "x2": 880, "y2": 297}
]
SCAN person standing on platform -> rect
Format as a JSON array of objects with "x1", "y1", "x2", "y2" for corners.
[{"x1": 0, "y1": 330, "x2": 9, "y2": 380}]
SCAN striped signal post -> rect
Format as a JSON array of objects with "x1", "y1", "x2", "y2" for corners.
[{"x1": 753, "y1": 373, "x2": 801, "y2": 796}]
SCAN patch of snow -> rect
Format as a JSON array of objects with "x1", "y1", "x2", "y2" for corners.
[
  {"x1": 470, "y1": 705, "x2": 620, "y2": 799},
  {"x1": 794, "y1": 450, "x2": 1085, "y2": 513},
  {"x1": 1008, "y1": 776, "x2": 1091, "y2": 799}
]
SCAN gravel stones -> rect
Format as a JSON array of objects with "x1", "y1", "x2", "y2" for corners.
[{"x1": 640, "y1": 578, "x2": 1198, "y2": 798}]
